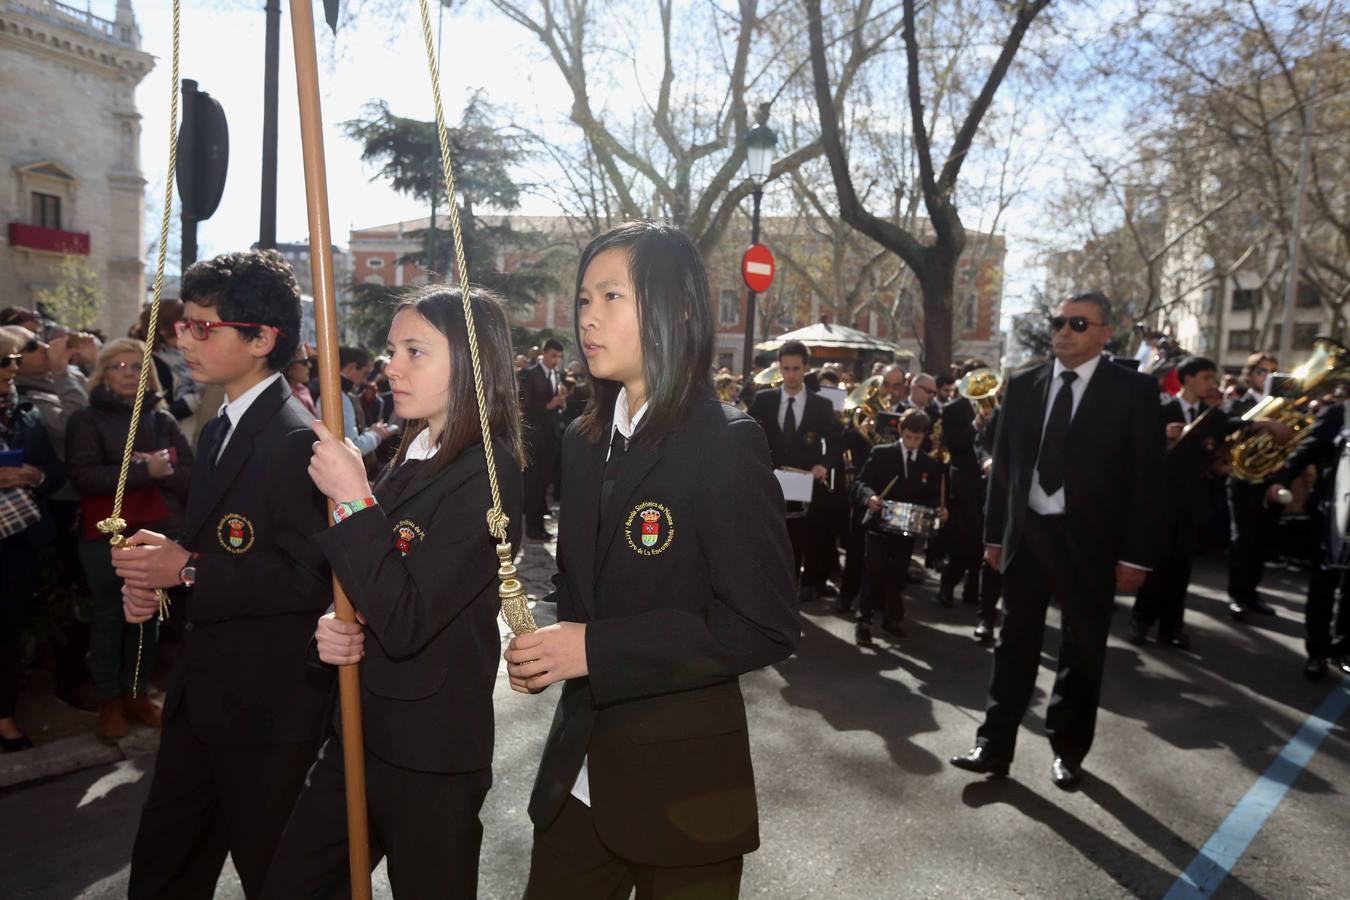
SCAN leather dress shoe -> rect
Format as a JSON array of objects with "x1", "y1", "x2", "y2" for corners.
[
  {"x1": 973, "y1": 618, "x2": 995, "y2": 643},
  {"x1": 817, "y1": 583, "x2": 839, "y2": 599},
  {"x1": 1159, "y1": 629, "x2": 1191, "y2": 650},
  {"x1": 855, "y1": 623, "x2": 874, "y2": 646},
  {"x1": 1332, "y1": 655, "x2": 1350, "y2": 677},
  {"x1": 950, "y1": 746, "x2": 1010, "y2": 777},
  {"x1": 1126, "y1": 619, "x2": 1149, "y2": 645},
  {"x1": 1051, "y1": 757, "x2": 1083, "y2": 790},
  {"x1": 0, "y1": 733, "x2": 34, "y2": 753},
  {"x1": 1304, "y1": 657, "x2": 1328, "y2": 681}
]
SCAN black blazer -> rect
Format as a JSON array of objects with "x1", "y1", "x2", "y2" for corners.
[
  {"x1": 984, "y1": 356, "x2": 1165, "y2": 572},
  {"x1": 852, "y1": 442, "x2": 943, "y2": 530},
  {"x1": 747, "y1": 387, "x2": 836, "y2": 471},
  {"x1": 519, "y1": 361, "x2": 561, "y2": 451},
  {"x1": 1158, "y1": 398, "x2": 1221, "y2": 529},
  {"x1": 167, "y1": 376, "x2": 333, "y2": 747},
  {"x1": 529, "y1": 396, "x2": 800, "y2": 867},
  {"x1": 312, "y1": 439, "x2": 523, "y2": 773},
  {"x1": 1277, "y1": 401, "x2": 1345, "y2": 560}
]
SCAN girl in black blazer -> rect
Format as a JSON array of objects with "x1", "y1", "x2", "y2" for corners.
[
  {"x1": 505, "y1": 222, "x2": 800, "y2": 900},
  {"x1": 262, "y1": 288, "x2": 524, "y2": 899}
]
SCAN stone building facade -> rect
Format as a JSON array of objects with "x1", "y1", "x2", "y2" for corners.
[{"x1": 0, "y1": 0, "x2": 153, "y2": 335}]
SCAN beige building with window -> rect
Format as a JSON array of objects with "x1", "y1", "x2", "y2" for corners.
[{"x1": 0, "y1": 0, "x2": 153, "y2": 334}]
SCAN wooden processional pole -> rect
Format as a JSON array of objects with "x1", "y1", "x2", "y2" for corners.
[{"x1": 287, "y1": 1, "x2": 372, "y2": 896}]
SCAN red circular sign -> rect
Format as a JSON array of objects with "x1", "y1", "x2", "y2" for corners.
[{"x1": 741, "y1": 243, "x2": 775, "y2": 292}]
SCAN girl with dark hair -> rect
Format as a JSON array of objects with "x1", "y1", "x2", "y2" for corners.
[
  {"x1": 504, "y1": 221, "x2": 799, "y2": 899},
  {"x1": 262, "y1": 287, "x2": 524, "y2": 899}
]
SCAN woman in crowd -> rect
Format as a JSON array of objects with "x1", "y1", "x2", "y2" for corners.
[
  {"x1": 262, "y1": 287, "x2": 524, "y2": 898},
  {"x1": 0, "y1": 325, "x2": 65, "y2": 753},
  {"x1": 65, "y1": 338, "x2": 194, "y2": 742},
  {"x1": 133, "y1": 300, "x2": 205, "y2": 439},
  {"x1": 504, "y1": 221, "x2": 800, "y2": 899}
]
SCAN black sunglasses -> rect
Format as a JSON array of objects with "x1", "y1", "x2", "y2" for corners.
[
  {"x1": 1049, "y1": 315, "x2": 1105, "y2": 333},
  {"x1": 19, "y1": 339, "x2": 40, "y2": 353},
  {"x1": 2, "y1": 353, "x2": 22, "y2": 368}
]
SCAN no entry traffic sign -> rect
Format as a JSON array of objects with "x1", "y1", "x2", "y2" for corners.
[{"x1": 742, "y1": 243, "x2": 775, "y2": 292}]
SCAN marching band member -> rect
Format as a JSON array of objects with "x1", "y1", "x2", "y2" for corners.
[
  {"x1": 113, "y1": 250, "x2": 333, "y2": 899},
  {"x1": 1224, "y1": 352, "x2": 1284, "y2": 618},
  {"x1": 852, "y1": 409, "x2": 945, "y2": 645},
  {"x1": 936, "y1": 363, "x2": 986, "y2": 609},
  {"x1": 952, "y1": 292, "x2": 1164, "y2": 790},
  {"x1": 262, "y1": 288, "x2": 524, "y2": 898},
  {"x1": 1128, "y1": 356, "x2": 1223, "y2": 649},
  {"x1": 505, "y1": 221, "x2": 799, "y2": 900},
  {"x1": 1265, "y1": 395, "x2": 1350, "y2": 680},
  {"x1": 749, "y1": 340, "x2": 838, "y2": 602}
]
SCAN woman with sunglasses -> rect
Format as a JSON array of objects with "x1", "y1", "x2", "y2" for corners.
[
  {"x1": 0, "y1": 325, "x2": 65, "y2": 753},
  {"x1": 65, "y1": 338, "x2": 194, "y2": 742},
  {"x1": 505, "y1": 221, "x2": 800, "y2": 899}
]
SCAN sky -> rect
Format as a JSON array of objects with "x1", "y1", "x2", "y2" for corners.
[{"x1": 122, "y1": 0, "x2": 1055, "y2": 326}]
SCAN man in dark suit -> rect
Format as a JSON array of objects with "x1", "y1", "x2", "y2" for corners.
[
  {"x1": 951, "y1": 291, "x2": 1165, "y2": 790},
  {"x1": 852, "y1": 410, "x2": 945, "y2": 644},
  {"x1": 1224, "y1": 351, "x2": 1285, "y2": 618},
  {"x1": 749, "y1": 340, "x2": 838, "y2": 602},
  {"x1": 112, "y1": 249, "x2": 333, "y2": 898},
  {"x1": 1267, "y1": 397, "x2": 1350, "y2": 680},
  {"x1": 1129, "y1": 356, "x2": 1224, "y2": 649},
  {"x1": 521, "y1": 338, "x2": 565, "y2": 540}
]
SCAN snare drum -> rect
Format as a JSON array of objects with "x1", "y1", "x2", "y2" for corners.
[{"x1": 879, "y1": 501, "x2": 938, "y2": 538}]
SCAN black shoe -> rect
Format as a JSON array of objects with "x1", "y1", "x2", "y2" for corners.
[
  {"x1": 1247, "y1": 599, "x2": 1277, "y2": 616},
  {"x1": 1331, "y1": 655, "x2": 1350, "y2": 677},
  {"x1": 1051, "y1": 757, "x2": 1083, "y2": 791},
  {"x1": 525, "y1": 527, "x2": 554, "y2": 541},
  {"x1": 1304, "y1": 657, "x2": 1328, "y2": 681},
  {"x1": 973, "y1": 619, "x2": 995, "y2": 643},
  {"x1": 938, "y1": 591, "x2": 955, "y2": 609},
  {"x1": 950, "y1": 746, "x2": 1010, "y2": 777},
  {"x1": 880, "y1": 618, "x2": 908, "y2": 640},
  {"x1": 1126, "y1": 619, "x2": 1149, "y2": 645},
  {"x1": 855, "y1": 623, "x2": 874, "y2": 646},
  {"x1": 1160, "y1": 629, "x2": 1191, "y2": 650},
  {"x1": 0, "y1": 733, "x2": 33, "y2": 753},
  {"x1": 817, "y1": 583, "x2": 839, "y2": 599},
  {"x1": 1228, "y1": 601, "x2": 1248, "y2": 622}
]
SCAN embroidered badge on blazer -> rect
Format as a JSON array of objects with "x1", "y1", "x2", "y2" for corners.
[
  {"x1": 393, "y1": 519, "x2": 426, "y2": 556},
  {"x1": 625, "y1": 501, "x2": 675, "y2": 557},
  {"x1": 217, "y1": 513, "x2": 255, "y2": 554},
  {"x1": 921, "y1": 472, "x2": 929, "y2": 484}
]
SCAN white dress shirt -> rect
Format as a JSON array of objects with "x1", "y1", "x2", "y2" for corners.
[
  {"x1": 213, "y1": 372, "x2": 284, "y2": 463},
  {"x1": 570, "y1": 386, "x2": 648, "y2": 808},
  {"x1": 777, "y1": 384, "x2": 806, "y2": 430},
  {"x1": 1027, "y1": 355, "x2": 1100, "y2": 516},
  {"x1": 1177, "y1": 396, "x2": 1201, "y2": 424},
  {"x1": 403, "y1": 426, "x2": 438, "y2": 462}
]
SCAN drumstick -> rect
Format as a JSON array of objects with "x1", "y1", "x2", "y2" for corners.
[{"x1": 878, "y1": 476, "x2": 899, "y2": 501}]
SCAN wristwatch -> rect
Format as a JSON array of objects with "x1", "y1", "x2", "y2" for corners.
[{"x1": 178, "y1": 552, "x2": 200, "y2": 588}]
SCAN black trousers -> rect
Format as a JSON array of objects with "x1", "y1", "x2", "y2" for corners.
[
  {"x1": 1306, "y1": 565, "x2": 1350, "y2": 659},
  {"x1": 1227, "y1": 479, "x2": 1282, "y2": 606},
  {"x1": 262, "y1": 735, "x2": 491, "y2": 900},
  {"x1": 840, "y1": 512, "x2": 866, "y2": 601},
  {"x1": 524, "y1": 796, "x2": 743, "y2": 900},
  {"x1": 940, "y1": 506, "x2": 984, "y2": 603},
  {"x1": 978, "y1": 559, "x2": 1003, "y2": 624},
  {"x1": 786, "y1": 506, "x2": 831, "y2": 590},
  {"x1": 858, "y1": 530, "x2": 916, "y2": 624},
  {"x1": 128, "y1": 713, "x2": 319, "y2": 899},
  {"x1": 976, "y1": 513, "x2": 1114, "y2": 764},
  {"x1": 1132, "y1": 517, "x2": 1196, "y2": 634},
  {"x1": 524, "y1": 439, "x2": 558, "y2": 530}
]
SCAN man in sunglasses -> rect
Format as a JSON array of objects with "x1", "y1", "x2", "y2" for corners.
[
  {"x1": 951, "y1": 291, "x2": 1165, "y2": 790},
  {"x1": 110, "y1": 249, "x2": 334, "y2": 899}
]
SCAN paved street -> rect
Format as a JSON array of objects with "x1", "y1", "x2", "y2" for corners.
[{"x1": 1, "y1": 542, "x2": 1346, "y2": 899}]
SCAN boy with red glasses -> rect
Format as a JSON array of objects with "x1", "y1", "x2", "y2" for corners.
[{"x1": 111, "y1": 249, "x2": 333, "y2": 898}]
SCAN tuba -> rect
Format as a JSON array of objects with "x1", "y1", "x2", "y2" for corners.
[
  {"x1": 844, "y1": 375, "x2": 885, "y2": 443},
  {"x1": 1228, "y1": 337, "x2": 1350, "y2": 483},
  {"x1": 958, "y1": 368, "x2": 1002, "y2": 418}
]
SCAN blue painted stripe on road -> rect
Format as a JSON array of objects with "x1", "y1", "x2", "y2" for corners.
[{"x1": 1164, "y1": 683, "x2": 1350, "y2": 900}]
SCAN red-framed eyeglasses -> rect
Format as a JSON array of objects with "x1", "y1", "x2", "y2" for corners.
[{"x1": 174, "y1": 319, "x2": 288, "y2": 342}]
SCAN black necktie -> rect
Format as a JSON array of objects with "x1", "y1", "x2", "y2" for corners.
[
  {"x1": 1185, "y1": 405, "x2": 1194, "y2": 424},
  {"x1": 783, "y1": 395, "x2": 797, "y2": 443},
  {"x1": 1037, "y1": 371, "x2": 1078, "y2": 495},
  {"x1": 204, "y1": 410, "x2": 230, "y2": 471},
  {"x1": 600, "y1": 428, "x2": 627, "y2": 512}
]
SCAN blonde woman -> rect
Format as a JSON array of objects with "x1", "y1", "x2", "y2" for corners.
[{"x1": 65, "y1": 338, "x2": 194, "y2": 741}]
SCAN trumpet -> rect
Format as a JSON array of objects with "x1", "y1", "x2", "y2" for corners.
[{"x1": 958, "y1": 368, "x2": 1002, "y2": 418}]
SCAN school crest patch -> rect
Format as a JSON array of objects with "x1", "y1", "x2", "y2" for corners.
[
  {"x1": 625, "y1": 501, "x2": 675, "y2": 557},
  {"x1": 392, "y1": 519, "x2": 426, "y2": 557},
  {"x1": 216, "y1": 513, "x2": 255, "y2": 555}
]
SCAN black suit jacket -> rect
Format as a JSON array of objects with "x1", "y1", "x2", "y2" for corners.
[
  {"x1": 168, "y1": 376, "x2": 333, "y2": 747},
  {"x1": 313, "y1": 438, "x2": 523, "y2": 773},
  {"x1": 519, "y1": 361, "x2": 562, "y2": 452},
  {"x1": 1159, "y1": 398, "x2": 1221, "y2": 529},
  {"x1": 984, "y1": 356, "x2": 1165, "y2": 572},
  {"x1": 747, "y1": 387, "x2": 836, "y2": 471},
  {"x1": 529, "y1": 396, "x2": 800, "y2": 866},
  {"x1": 1277, "y1": 401, "x2": 1346, "y2": 558},
  {"x1": 853, "y1": 442, "x2": 943, "y2": 529}
]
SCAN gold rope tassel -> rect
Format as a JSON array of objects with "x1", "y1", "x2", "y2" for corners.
[
  {"x1": 98, "y1": 0, "x2": 182, "y2": 698},
  {"x1": 417, "y1": 0, "x2": 536, "y2": 634}
]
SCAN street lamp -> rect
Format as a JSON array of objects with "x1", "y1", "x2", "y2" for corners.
[{"x1": 741, "y1": 111, "x2": 778, "y2": 384}]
